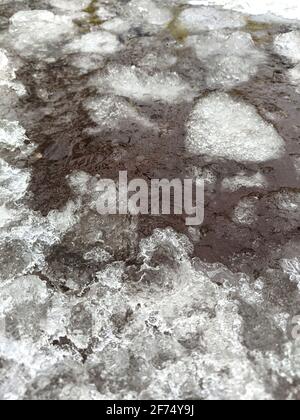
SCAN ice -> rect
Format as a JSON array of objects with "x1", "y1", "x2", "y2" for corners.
[
  {"x1": 101, "y1": 18, "x2": 131, "y2": 35},
  {"x1": 187, "y1": 31, "x2": 265, "y2": 89},
  {"x1": 65, "y1": 31, "x2": 121, "y2": 55},
  {"x1": 49, "y1": 0, "x2": 91, "y2": 11},
  {"x1": 281, "y1": 258, "x2": 300, "y2": 290},
  {"x1": 0, "y1": 49, "x2": 26, "y2": 97},
  {"x1": 92, "y1": 65, "x2": 194, "y2": 103},
  {"x1": 126, "y1": 0, "x2": 173, "y2": 27},
  {"x1": 0, "y1": 120, "x2": 33, "y2": 155},
  {"x1": 177, "y1": 6, "x2": 246, "y2": 33},
  {"x1": 9, "y1": 10, "x2": 75, "y2": 59},
  {"x1": 232, "y1": 196, "x2": 259, "y2": 225},
  {"x1": 187, "y1": 0, "x2": 300, "y2": 22},
  {"x1": 288, "y1": 64, "x2": 300, "y2": 92},
  {"x1": 85, "y1": 96, "x2": 158, "y2": 131},
  {"x1": 274, "y1": 31, "x2": 300, "y2": 63},
  {"x1": 222, "y1": 173, "x2": 268, "y2": 192},
  {"x1": 185, "y1": 93, "x2": 286, "y2": 162},
  {"x1": 0, "y1": 159, "x2": 30, "y2": 204}
]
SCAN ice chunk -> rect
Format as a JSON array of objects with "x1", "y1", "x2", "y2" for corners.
[
  {"x1": 126, "y1": 0, "x2": 172, "y2": 27},
  {"x1": 222, "y1": 173, "x2": 268, "y2": 192},
  {"x1": 186, "y1": 0, "x2": 300, "y2": 22},
  {"x1": 49, "y1": 0, "x2": 91, "y2": 11},
  {"x1": 232, "y1": 196, "x2": 259, "y2": 225},
  {"x1": 0, "y1": 158, "x2": 30, "y2": 204},
  {"x1": 65, "y1": 31, "x2": 121, "y2": 55},
  {"x1": 93, "y1": 65, "x2": 193, "y2": 103},
  {"x1": 85, "y1": 96, "x2": 158, "y2": 130},
  {"x1": 0, "y1": 120, "x2": 33, "y2": 155},
  {"x1": 288, "y1": 64, "x2": 300, "y2": 93},
  {"x1": 0, "y1": 49, "x2": 26, "y2": 96},
  {"x1": 187, "y1": 31, "x2": 265, "y2": 89},
  {"x1": 274, "y1": 31, "x2": 300, "y2": 63},
  {"x1": 101, "y1": 18, "x2": 131, "y2": 35},
  {"x1": 177, "y1": 6, "x2": 246, "y2": 33},
  {"x1": 185, "y1": 93, "x2": 286, "y2": 162},
  {"x1": 0, "y1": 276, "x2": 49, "y2": 316},
  {"x1": 9, "y1": 10, "x2": 75, "y2": 58}
]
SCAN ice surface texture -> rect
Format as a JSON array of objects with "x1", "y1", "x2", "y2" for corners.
[
  {"x1": 185, "y1": 93, "x2": 285, "y2": 162},
  {"x1": 0, "y1": 0, "x2": 300, "y2": 402}
]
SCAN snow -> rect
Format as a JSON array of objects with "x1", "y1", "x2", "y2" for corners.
[
  {"x1": 92, "y1": 65, "x2": 194, "y2": 103},
  {"x1": 177, "y1": 6, "x2": 246, "y2": 33},
  {"x1": 185, "y1": 93, "x2": 286, "y2": 162}
]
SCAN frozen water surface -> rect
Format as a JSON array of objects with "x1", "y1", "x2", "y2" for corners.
[
  {"x1": 185, "y1": 93, "x2": 286, "y2": 162},
  {"x1": 0, "y1": 0, "x2": 300, "y2": 401}
]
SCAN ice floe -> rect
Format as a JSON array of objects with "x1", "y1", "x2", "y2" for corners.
[
  {"x1": 101, "y1": 18, "x2": 131, "y2": 35},
  {"x1": 177, "y1": 6, "x2": 246, "y2": 33},
  {"x1": 222, "y1": 173, "x2": 268, "y2": 192},
  {"x1": 274, "y1": 31, "x2": 300, "y2": 63},
  {"x1": 185, "y1": 93, "x2": 286, "y2": 162},
  {"x1": 65, "y1": 30, "x2": 121, "y2": 55},
  {"x1": 85, "y1": 96, "x2": 158, "y2": 130},
  {"x1": 281, "y1": 258, "x2": 300, "y2": 290},
  {"x1": 0, "y1": 120, "x2": 32, "y2": 155},
  {"x1": 9, "y1": 10, "x2": 75, "y2": 59},
  {"x1": 0, "y1": 49, "x2": 26, "y2": 96},
  {"x1": 126, "y1": 0, "x2": 173, "y2": 27},
  {"x1": 187, "y1": 31, "x2": 266, "y2": 88},
  {"x1": 92, "y1": 65, "x2": 194, "y2": 103},
  {"x1": 187, "y1": 0, "x2": 300, "y2": 22},
  {"x1": 232, "y1": 196, "x2": 259, "y2": 225}
]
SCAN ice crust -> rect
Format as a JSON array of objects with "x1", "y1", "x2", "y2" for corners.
[
  {"x1": 65, "y1": 31, "x2": 121, "y2": 55},
  {"x1": 177, "y1": 6, "x2": 246, "y2": 33},
  {"x1": 9, "y1": 10, "x2": 75, "y2": 58},
  {"x1": 187, "y1": 31, "x2": 266, "y2": 89},
  {"x1": 187, "y1": 0, "x2": 300, "y2": 22},
  {"x1": 185, "y1": 93, "x2": 286, "y2": 162},
  {"x1": 92, "y1": 65, "x2": 194, "y2": 103},
  {"x1": 0, "y1": 0, "x2": 299, "y2": 402}
]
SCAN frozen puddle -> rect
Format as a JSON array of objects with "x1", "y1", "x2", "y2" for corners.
[
  {"x1": 186, "y1": 93, "x2": 285, "y2": 162},
  {"x1": 0, "y1": 0, "x2": 300, "y2": 401}
]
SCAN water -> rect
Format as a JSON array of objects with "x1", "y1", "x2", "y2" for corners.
[{"x1": 0, "y1": 0, "x2": 299, "y2": 400}]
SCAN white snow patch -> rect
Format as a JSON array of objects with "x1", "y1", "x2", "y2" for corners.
[{"x1": 185, "y1": 93, "x2": 286, "y2": 162}]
